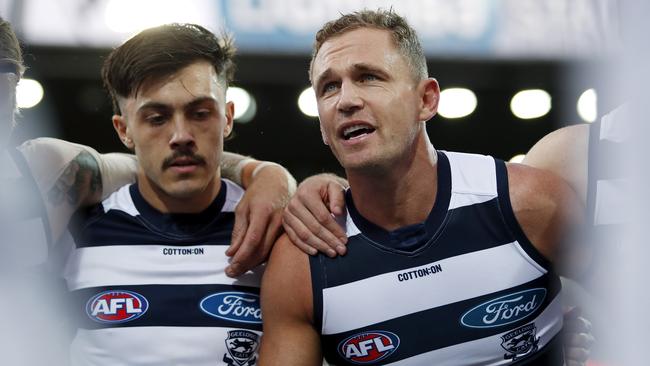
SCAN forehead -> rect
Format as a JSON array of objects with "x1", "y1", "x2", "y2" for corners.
[
  {"x1": 128, "y1": 61, "x2": 224, "y2": 109},
  {"x1": 312, "y1": 27, "x2": 404, "y2": 79}
]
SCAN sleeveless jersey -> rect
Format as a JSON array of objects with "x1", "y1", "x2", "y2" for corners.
[
  {"x1": 64, "y1": 180, "x2": 262, "y2": 366},
  {"x1": 310, "y1": 151, "x2": 563, "y2": 365}
]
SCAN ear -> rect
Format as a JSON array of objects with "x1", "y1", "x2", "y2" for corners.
[
  {"x1": 112, "y1": 115, "x2": 134, "y2": 150},
  {"x1": 418, "y1": 78, "x2": 440, "y2": 122},
  {"x1": 224, "y1": 101, "x2": 235, "y2": 138}
]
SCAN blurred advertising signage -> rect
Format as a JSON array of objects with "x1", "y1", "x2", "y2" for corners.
[{"x1": 11, "y1": 0, "x2": 615, "y2": 58}]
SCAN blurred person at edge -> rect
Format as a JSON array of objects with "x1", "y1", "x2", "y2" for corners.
[{"x1": 0, "y1": 16, "x2": 294, "y2": 365}]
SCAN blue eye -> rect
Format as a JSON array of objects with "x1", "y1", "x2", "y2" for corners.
[
  {"x1": 322, "y1": 82, "x2": 339, "y2": 95},
  {"x1": 362, "y1": 74, "x2": 378, "y2": 82}
]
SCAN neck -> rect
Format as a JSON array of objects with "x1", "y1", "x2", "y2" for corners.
[
  {"x1": 347, "y1": 132, "x2": 438, "y2": 231},
  {"x1": 137, "y1": 171, "x2": 222, "y2": 214}
]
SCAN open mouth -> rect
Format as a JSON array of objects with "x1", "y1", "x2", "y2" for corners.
[{"x1": 341, "y1": 124, "x2": 376, "y2": 140}]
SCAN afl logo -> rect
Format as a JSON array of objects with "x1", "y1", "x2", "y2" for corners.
[
  {"x1": 461, "y1": 288, "x2": 546, "y2": 328},
  {"x1": 85, "y1": 290, "x2": 149, "y2": 324},
  {"x1": 199, "y1": 291, "x2": 262, "y2": 324},
  {"x1": 337, "y1": 330, "x2": 400, "y2": 364}
]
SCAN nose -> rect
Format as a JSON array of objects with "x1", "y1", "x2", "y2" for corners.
[
  {"x1": 169, "y1": 115, "x2": 195, "y2": 149},
  {"x1": 336, "y1": 81, "x2": 364, "y2": 114}
]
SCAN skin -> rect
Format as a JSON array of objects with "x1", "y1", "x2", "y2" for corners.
[
  {"x1": 262, "y1": 27, "x2": 582, "y2": 365},
  {"x1": 112, "y1": 61, "x2": 233, "y2": 213},
  {"x1": 3, "y1": 65, "x2": 287, "y2": 277}
]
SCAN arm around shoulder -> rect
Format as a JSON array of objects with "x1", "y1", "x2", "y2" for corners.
[
  {"x1": 259, "y1": 234, "x2": 322, "y2": 366},
  {"x1": 18, "y1": 137, "x2": 137, "y2": 241}
]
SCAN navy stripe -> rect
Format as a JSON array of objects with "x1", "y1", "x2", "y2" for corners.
[
  {"x1": 322, "y1": 275, "x2": 562, "y2": 365},
  {"x1": 70, "y1": 209, "x2": 235, "y2": 248},
  {"x1": 495, "y1": 159, "x2": 553, "y2": 271},
  {"x1": 315, "y1": 198, "x2": 517, "y2": 288},
  {"x1": 72, "y1": 284, "x2": 261, "y2": 331},
  {"x1": 345, "y1": 151, "x2": 452, "y2": 254},
  {"x1": 130, "y1": 181, "x2": 230, "y2": 234}
]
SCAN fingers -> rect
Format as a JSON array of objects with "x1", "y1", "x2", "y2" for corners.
[
  {"x1": 284, "y1": 193, "x2": 347, "y2": 253},
  {"x1": 283, "y1": 196, "x2": 346, "y2": 256},
  {"x1": 562, "y1": 307, "x2": 595, "y2": 365},
  {"x1": 226, "y1": 210, "x2": 270, "y2": 277},
  {"x1": 283, "y1": 209, "x2": 338, "y2": 257},
  {"x1": 227, "y1": 202, "x2": 249, "y2": 257},
  {"x1": 327, "y1": 182, "x2": 346, "y2": 217}
]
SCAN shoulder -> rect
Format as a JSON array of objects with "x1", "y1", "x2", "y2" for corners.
[
  {"x1": 262, "y1": 234, "x2": 313, "y2": 321},
  {"x1": 523, "y1": 124, "x2": 589, "y2": 203},
  {"x1": 505, "y1": 163, "x2": 583, "y2": 262}
]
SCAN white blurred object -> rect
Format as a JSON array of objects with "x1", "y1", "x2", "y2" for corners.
[
  {"x1": 227, "y1": 87, "x2": 257, "y2": 124},
  {"x1": 298, "y1": 87, "x2": 318, "y2": 118},
  {"x1": 16, "y1": 79, "x2": 44, "y2": 109},
  {"x1": 438, "y1": 88, "x2": 477, "y2": 119},
  {"x1": 509, "y1": 154, "x2": 525, "y2": 163},
  {"x1": 510, "y1": 89, "x2": 551, "y2": 119},
  {"x1": 577, "y1": 88, "x2": 597, "y2": 123}
]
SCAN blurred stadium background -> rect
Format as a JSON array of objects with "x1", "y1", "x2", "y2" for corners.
[{"x1": 1, "y1": 0, "x2": 619, "y2": 181}]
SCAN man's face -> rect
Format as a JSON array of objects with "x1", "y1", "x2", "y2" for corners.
[
  {"x1": 113, "y1": 61, "x2": 233, "y2": 203},
  {"x1": 0, "y1": 72, "x2": 18, "y2": 147},
  {"x1": 311, "y1": 27, "x2": 432, "y2": 172}
]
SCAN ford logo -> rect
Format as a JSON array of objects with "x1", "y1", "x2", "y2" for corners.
[
  {"x1": 86, "y1": 290, "x2": 149, "y2": 324},
  {"x1": 200, "y1": 291, "x2": 262, "y2": 324},
  {"x1": 338, "y1": 330, "x2": 400, "y2": 364},
  {"x1": 460, "y1": 288, "x2": 546, "y2": 328}
]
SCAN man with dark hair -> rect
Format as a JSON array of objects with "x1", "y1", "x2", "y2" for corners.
[
  {"x1": 1, "y1": 17, "x2": 293, "y2": 365},
  {"x1": 63, "y1": 22, "x2": 279, "y2": 365},
  {"x1": 261, "y1": 9, "x2": 582, "y2": 365}
]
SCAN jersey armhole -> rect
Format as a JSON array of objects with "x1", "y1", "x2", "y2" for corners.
[
  {"x1": 495, "y1": 159, "x2": 553, "y2": 270},
  {"x1": 308, "y1": 255, "x2": 325, "y2": 333}
]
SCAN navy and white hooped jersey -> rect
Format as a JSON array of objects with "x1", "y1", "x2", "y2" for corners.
[
  {"x1": 64, "y1": 179, "x2": 263, "y2": 366},
  {"x1": 311, "y1": 151, "x2": 564, "y2": 366}
]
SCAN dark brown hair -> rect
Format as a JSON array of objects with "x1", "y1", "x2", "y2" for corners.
[
  {"x1": 0, "y1": 16, "x2": 24, "y2": 76},
  {"x1": 310, "y1": 9, "x2": 427, "y2": 83},
  {"x1": 102, "y1": 23, "x2": 236, "y2": 114}
]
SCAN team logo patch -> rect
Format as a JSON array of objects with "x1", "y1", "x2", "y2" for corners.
[
  {"x1": 460, "y1": 288, "x2": 546, "y2": 328},
  {"x1": 85, "y1": 290, "x2": 148, "y2": 324},
  {"x1": 337, "y1": 330, "x2": 400, "y2": 364},
  {"x1": 200, "y1": 291, "x2": 262, "y2": 324},
  {"x1": 223, "y1": 330, "x2": 259, "y2": 366},
  {"x1": 501, "y1": 323, "x2": 540, "y2": 361}
]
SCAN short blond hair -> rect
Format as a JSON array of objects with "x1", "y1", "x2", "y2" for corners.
[{"x1": 310, "y1": 9, "x2": 427, "y2": 83}]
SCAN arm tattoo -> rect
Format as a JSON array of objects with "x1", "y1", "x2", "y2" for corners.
[{"x1": 47, "y1": 151, "x2": 102, "y2": 207}]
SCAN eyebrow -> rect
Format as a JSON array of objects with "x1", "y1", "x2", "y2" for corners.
[
  {"x1": 137, "y1": 96, "x2": 218, "y2": 113},
  {"x1": 314, "y1": 63, "x2": 389, "y2": 92}
]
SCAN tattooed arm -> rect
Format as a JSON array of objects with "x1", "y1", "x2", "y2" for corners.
[{"x1": 17, "y1": 137, "x2": 137, "y2": 242}]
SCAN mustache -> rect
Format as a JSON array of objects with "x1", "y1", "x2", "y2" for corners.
[{"x1": 161, "y1": 150, "x2": 207, "y2": 170}]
